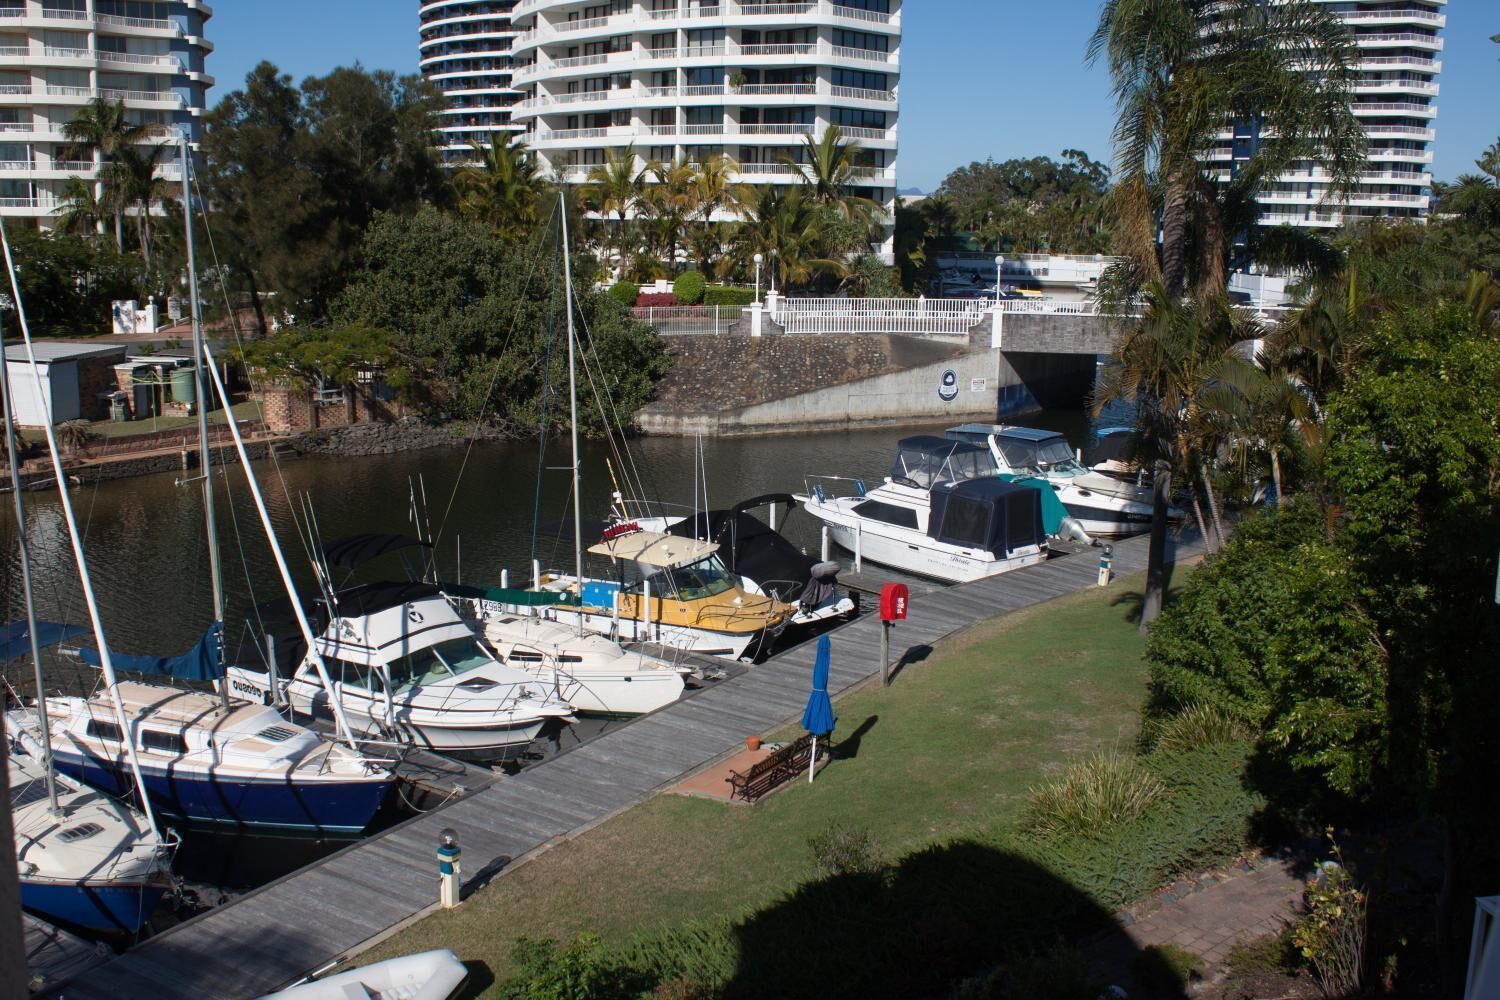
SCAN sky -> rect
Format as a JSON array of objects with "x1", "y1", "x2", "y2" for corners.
[{"x1": 209, "y1": 0, "x2": 1498, "y2": 192}]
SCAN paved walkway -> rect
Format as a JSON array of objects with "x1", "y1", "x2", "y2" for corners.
[{"x1": 1088, "y1": 855, "x2": 1305, "y2": 991}]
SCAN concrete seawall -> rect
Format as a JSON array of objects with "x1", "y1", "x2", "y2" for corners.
[{"x1": 636, "y1": 332, "x2": 1098, "y2": 436}]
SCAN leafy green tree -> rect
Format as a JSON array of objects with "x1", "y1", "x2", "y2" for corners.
[
  {"x1": 727, "y1": 185, "x2": 837, "y2": 290},
  {"x1": 454, "y1": 138, "x2": 549, "y2": 238},
  {"x1": 0, "y1": 228, "x2": 143, "y2": 337},
  {"x1": 241, "y1": 324, "x2": 412, "y2": 397},
  {"x1": 937, "y1": 149, "x2": 1112, "y2": 254}
]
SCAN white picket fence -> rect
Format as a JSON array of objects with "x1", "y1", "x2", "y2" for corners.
[{"x1": 771, "y1": 296, "x2": 992, "y2": 336}]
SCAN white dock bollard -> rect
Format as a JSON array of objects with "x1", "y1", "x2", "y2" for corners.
[
  {"x1": 1097, "y1": 544, "x2": 1114, "y2": 587},
  {"x1": 437, "y1": 828, "x2": 461, "y2": 908}
]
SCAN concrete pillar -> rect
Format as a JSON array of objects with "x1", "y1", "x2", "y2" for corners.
[
  {"x1": 747, "y1": 303, "x2": 763, "y2": 337},
  {"x1": 991, "y1": 305, "x2": 1003, "y2": 349}
]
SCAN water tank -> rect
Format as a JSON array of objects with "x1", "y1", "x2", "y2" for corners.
[{"x1": 170, "y1": 367, "x2": 196, "y2": 405}]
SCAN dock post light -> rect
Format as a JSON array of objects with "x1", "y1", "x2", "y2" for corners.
[
  {"x1": 753, "y1": 253, "x2": 763, "y2": 305},
  {"x1": 437, "y1": 828, "x2": 461, "y2": 908},
  {"x1": 1097, "y1": 544, "x2": 1114, "y2": 587}
]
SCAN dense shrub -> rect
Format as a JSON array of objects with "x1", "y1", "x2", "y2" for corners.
[
  {"x1": 703, "y1": 286, "x2": 756, "y2": 306},
  {"x1": 608, "y1": 280, "x2": 639, "y2": 307},
  {"x1": 636, "y1": 292, "x2": 679, "y2": 307},
  {"x1": 1023, "y1": 751, "x2": 1166, "y2": 838},
  {"x1": 673, "y1": 270, "x2": 706, "y2": 305},
  {"x1": 1145, "y1": 501, "x2": 1387, "y2": 798},
  {"x1": 1149, "y1": 703, "x2": 1251, "y2": 753},
  {"x1": 808, "y1": 823, "x2": 883, "y2": 877}
]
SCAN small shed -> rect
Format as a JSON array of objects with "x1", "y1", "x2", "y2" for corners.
[{"x1": 4, "y1": 342, "x2": 127, "y2": 427}]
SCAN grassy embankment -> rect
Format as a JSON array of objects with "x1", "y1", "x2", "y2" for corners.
[{"x1": 363, "y1": 567, "x2": 1244, "y2": 996}]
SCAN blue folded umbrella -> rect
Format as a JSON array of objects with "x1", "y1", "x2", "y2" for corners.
[{"x1": 801, "y1": 634, "x2": 836, "y2": 737}]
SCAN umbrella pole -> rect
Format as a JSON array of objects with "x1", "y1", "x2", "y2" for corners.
[{"x1": 808, "y1": 735, "x2": 816, "y2": 783}]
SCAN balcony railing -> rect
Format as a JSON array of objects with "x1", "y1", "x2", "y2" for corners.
[
  {"x1": 45, "y1": 85, "x2": 92, "y2": 97},
  {"x1": 739, "y1": 43, "x2": 815, "y2": 56},
  {"x1": 1343, "y1": 9, "x2": 1444, "y2": 23}
]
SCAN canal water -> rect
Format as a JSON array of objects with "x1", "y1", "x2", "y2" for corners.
[{"x1": 2, "y1": 409, "x2": 1097, "y2": 931}]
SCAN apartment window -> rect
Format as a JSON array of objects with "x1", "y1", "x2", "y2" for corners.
[
  {"x1": 684, "y1": 107, "x2": 719, "y2": 126},
  {"x1": 833, "y1": 69, "x2": 888, "y2": 91},
  {"x1": 685, "y1": 67, "x2": 723, "y2": 86},
  {"x1": 685, "y1": 29, "x2": 723, "y2": 51},
  {"x1": 833, "y1": 29, "x2": 889, "y2": 53},
  {"x1": 650, "y1": 108, "x2": 674, "y2": 126},
  {"x1": 42, "y1": 0, "x2": 87, "y2": 14},
  {"x1": 764, "y1": 68, "x2": 813, "y2": 85},
  {"x1": 763, "y1": 107, "x2": 813, "y2": 125},
  {"x1": 98, "y1": 1, "x2": 169, "y2": 17},
  {"x1": 831, "y1": 108, "x2": 886, "y2": 130}
]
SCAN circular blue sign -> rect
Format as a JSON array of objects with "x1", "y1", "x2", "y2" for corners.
[{"x1": 938, "y1": 369, "x2": 959, "y2": 402}]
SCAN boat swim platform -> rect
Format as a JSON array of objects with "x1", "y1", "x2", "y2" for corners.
[{"x1": 61, "y1": 528, "x2": 1206, "y2": 1000}]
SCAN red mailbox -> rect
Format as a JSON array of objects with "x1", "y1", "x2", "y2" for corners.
[{"x1": 879, "y1": 583, "x2": 909, "y2": 623}]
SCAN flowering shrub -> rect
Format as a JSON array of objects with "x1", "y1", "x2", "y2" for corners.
[{"x1": 636, "y1": 292, "x2": 679, "y2": 307}]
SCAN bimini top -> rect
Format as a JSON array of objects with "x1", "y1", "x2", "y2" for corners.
[
  {"x1": 927, "y1": 477, "x2": 1046, "y2": 556},
  {"x1": 588, "y1": 530, "x2": 719, "y2": 569},
  {"x1": 946, "y1": 424, "x2": 1062, "y2": 444},
  {"x1": 889, "y1": 436, "x2": 997, "y2": 490}
]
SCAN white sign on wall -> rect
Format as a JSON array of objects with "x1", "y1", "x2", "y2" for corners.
[{"x1": 971, "y1": 378, "x2": 988, "y2": 392}]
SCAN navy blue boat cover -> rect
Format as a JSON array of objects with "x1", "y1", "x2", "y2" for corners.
[
  {"x1": 79, "y1": 621, "x2": 223, "y2": 681},
  {"x1": 0, "y1": 620, "x2": 87, "y2": 663},
  {"x1": 927, "y1": 478, "x2": 1045, "y2": 556}
]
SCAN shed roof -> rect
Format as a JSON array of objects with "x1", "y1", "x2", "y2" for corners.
[{"x1": 4, "y1": 342, "x2": 127, "y2": 364}]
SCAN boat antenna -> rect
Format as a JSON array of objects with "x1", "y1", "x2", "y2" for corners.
[
  {"x1": 0, "y1": 219, "x2": 161, "y2": 837},
  {"x1": 560, "y1": 193, "x2": 584, "y2": 637},
  {"x1": 199, "y1": 344, "x2": 360, "y2": 746},
  {"x1": 0, "y1": 283, "x2": 58, "y2": 814},
  {"x1": 179, "y1": 126, "x2": 229, "y2": 714}
]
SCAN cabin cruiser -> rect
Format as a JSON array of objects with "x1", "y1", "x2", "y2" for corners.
[
  {"x1": 8, "y1": 732, "x2": 173, "y2": 933},
  {"x1": 521, "y1": 529, "x2": 793, "y2": 661},
  {"x1": 632, "y1": 494, "x2": 857, "y2": 631},
  {"x1": 946, "y1": 424, "x2": 1181, "y2": 537},
  {"x1": 11, "y1": 681, "x2": 394, "y2": 838},
  {"x1": 229, "y1": 583, "x2": 575, "y2": 759},
  {"x1": 796, "y1": 436, "x2": 1049, "y2": 584}
]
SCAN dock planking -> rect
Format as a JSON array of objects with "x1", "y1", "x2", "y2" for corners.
[{"x1": 63, "y1": 528, "x2": 1204, "y2": 1000}]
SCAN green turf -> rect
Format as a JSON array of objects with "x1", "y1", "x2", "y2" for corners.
[
  {"x1": 84, "y1": 399, "x2": 264, "y2": 439},
  {"x1": 364, "y1": 570, "x2": 1183, "y2": 990}
]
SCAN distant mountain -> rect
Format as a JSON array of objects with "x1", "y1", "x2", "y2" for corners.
[{"x1": 899, "y1": 186, "x2": 925, "y2": 196}]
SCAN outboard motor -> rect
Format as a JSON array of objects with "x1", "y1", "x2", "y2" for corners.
[
  {"x1": 1057, "y1": 516, "x2": 1096, "y2": 546},
  {"x1": 799, "y1": 560, "x2": 842, "y2": 610}
]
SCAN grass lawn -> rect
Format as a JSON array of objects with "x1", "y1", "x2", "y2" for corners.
[
  {"x1": 87, "y1": 399, "x2": 264, "y2": 439},
  {"x1": 362, "y1": 569, "x2": 1189, "y2": 991}
]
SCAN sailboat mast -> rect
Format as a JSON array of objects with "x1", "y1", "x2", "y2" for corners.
[
  {"x1": 559, "y1": 194, "x2": 584, "y2": 636},
  {"x1": 180, "y1": 128, "x2": 228, "y2": 713},
  {"x1": 0, "y1": 303, "x2": 58, "y2": 814},
  {"x1": 0, "y1": 221, "x2": 162, "y2": 838}
]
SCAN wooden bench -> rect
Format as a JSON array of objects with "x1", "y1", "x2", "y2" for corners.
[{"x1": 725, "y1": 733, "x2": 825, "y2": 802}]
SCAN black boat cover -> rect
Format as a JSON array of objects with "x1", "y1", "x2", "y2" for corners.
[
  {"x1": 665, "y1": 495, "x2": 823, "y2": 603},
  {"x1": 927, "y1": 478, "x2": 1045, "y2": 556}
]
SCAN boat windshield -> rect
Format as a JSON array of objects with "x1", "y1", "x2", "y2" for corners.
[
  {"x1": 890, "y1": 444, "x2": 996, "y2": 489},
  {"x1": 642, "y1": 555, "x2": 737, "y2": 601},
  {"x1": 1035, "y1": 437, "x2": 1087, "y2": 476},
  {"x1": 384, "y1": 637, "x2": 495, "y2": 694}
]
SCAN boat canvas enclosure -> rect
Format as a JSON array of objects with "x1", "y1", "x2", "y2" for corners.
[
  {"x1": 945, "y1": 425, "x2": 1075, "y2": 474},
  {"x1": 927, "y1": 478, "x2": 1046, "y2": 556},
  {"x1": 665, "y1": 494, "x2": 822, "y2": 604},
  {"x1": 889, "y1": 436, "x2": 996, "y2": 489}
]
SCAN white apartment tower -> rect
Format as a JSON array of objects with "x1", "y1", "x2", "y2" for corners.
[
  {"x1": 1241, "y1": 0, "x2": 1443, "y2": 228},
  {"x1": 419, "y1": 1, "x2": 525, "y2": 165},
  {"x1": 507, "y1": 0, "x2": 900, "y2": 221},
  {"x1": 0, "y1": 0, "x2": 212, "y2": 225}
]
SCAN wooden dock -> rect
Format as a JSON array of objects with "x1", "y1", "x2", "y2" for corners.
[
  {"x1": 62, "y1": 529, "x2": 1203, "y2": 999},
  {"x1": 23, "y1": 912, "x2": 110, "y2": 994}
]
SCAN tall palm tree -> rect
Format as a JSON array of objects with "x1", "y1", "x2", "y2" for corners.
[
  {"x1": 454, "y1": 139, "x2": 548, "y2": 237},
  {"x1": 61, "y1": 98, "x2": 152, "y2": 251},
  {"x1": 641, "y1": 156, "x2": 699, "y2": 266},
  {"x1": 692, "y1": 152, "x2": 737, "y2": 225},
  {"x1": 728, "y1": 185, "x2": 837, "y2": 290},
  {"x1": 105, "y1": 143, "x2": 176, "y2": 274},
  {"x1": 788, "y1": 125, "x2": 880, "y2": 229},
  {"x1": 1089, "y1": 0, "x2": 1366, "y2": 299},
  {"x1": 54, "y1": 177, "x2": 105, "y2": 236},
  {"x1": 584, "y1": 144, "x2": 645, "y2": 271}
]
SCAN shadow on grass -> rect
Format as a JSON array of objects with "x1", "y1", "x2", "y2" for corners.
[
  {"x1": 455, "y1": 960, "x2": 496, "y2": 999},
  {"x1": 723, "y1": 840, "x2": 1184, "y2": 1000},
  {"x1": 833, "y1": 715, "x2": 877, "y2": 760},
  {"x1": 886, "y1": 643, "x2": 933, "y2": 685},
  {"x1": 1109, "y1": 570, "x2": 1184, "y2": 625},
  {"x1": 462, "y1": 854, "x2": 514, "y2": 898}
]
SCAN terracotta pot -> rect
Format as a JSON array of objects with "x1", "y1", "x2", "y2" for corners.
[{"x1": 745, "y1": 735, "x2": 762, "y2": 751}]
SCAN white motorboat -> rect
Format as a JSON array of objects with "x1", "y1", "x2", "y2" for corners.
[
  {"x1": 258, "y1": 948, "x2": 468, "y2": 1000},
  {"x1": 9, "y1": 721, "x2": 174, "y2": 934},
  {"x1": 796, "y1": 436, "x2": 1049, "y2": 584},
  {"x1": 946, "y1": 424, "x2": 1183, "y2": 537},
  {"x1": 228, "y1": 583, "x2": 575, "y2": 758}
]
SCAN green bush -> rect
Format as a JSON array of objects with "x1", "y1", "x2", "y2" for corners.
[
  {"x1": 704, "y1": 286, "x2": 756, "y2": 307},
  {"x1": 673, "y1": 271, "x2": 706, "y2": 305},
  {"x1": 608, "y1": 280, "x2": 639, "y2": 307},
  {"x1": 497, "y1": 933, "x2": 647, "y2": 1000},
  {"x1": 808, "y1": 823, "x2": 883, "y2": 877},
  {"x1": 1150, "y1": 703, "x2": 1251, "y2": 753},
  {"x1": 1023, "y1": 751, "x2": 1166, "y2": 838}
]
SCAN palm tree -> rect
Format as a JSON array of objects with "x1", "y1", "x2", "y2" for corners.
[
  {"x1": 584, "y1": 144, "x2": 645, "y2": 271},
  {"x1": 788, "y1": 125, "x2": 880, "y2": 229},
  {"x1": 641, "y1": 156, "x2": 699, "y2": 266},
  {"x1": 728, "y1": 185, "x2": 837, "y2": 290},
  {"x1": 1089, "y1": 0, "x2": 1366, "y2": 299},
  {"x1": 106, "y1": 143, "x2": 176, "y2": 274},
  {"x1": 454, "y1": 139, "x2": 548, "y2": 237},
  {"x1": 1229, "y1": 357, "x2": 1319, "y2": 504},
  {"x1": 692, "y1": 152, "x2": 737, "y2": 225},
  {"x1": 61, "y1": 98, "x2": 152, "y2": 251},
  {"x1": 54, "y1": 177, "x2": 105, "y2": 236}
]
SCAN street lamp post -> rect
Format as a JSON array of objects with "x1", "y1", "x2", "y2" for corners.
[
  {"x1": 994, "y1": 255, "x2": 1005, "y2": 307},
  {"x1": 754, "y1": 252, "x2": 763, "y2": 305},
  {"x1": 770, "y1": 249, "x2": 778, "y2": 295}
]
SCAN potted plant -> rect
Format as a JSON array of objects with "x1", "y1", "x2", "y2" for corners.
[{"x1": 729, "y1": 71, "x2": 748, "y2": 91}]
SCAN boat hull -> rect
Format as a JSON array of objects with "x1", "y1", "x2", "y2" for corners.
[
  {"x1": 545, "y1": 605, "x2": 766, "y2": 659},
  {"x1": 20, "y1": 877, "x2": 166, "y2": 935},
  {"x1": 49, "y1": 750, "x2": 391, "y2": 837},
  {"x1": 292, "y1": 688, "x2": 554, "y2": 758},
  {"x1": 818, "y1": 517, "x2": 1046, "y2": 584},
  {"x1": 549, "y1": 670, "x2": 687, "y2": 716}
]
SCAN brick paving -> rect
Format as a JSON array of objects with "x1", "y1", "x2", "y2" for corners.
[{"x1": 1087, "y1": 855, "x2": 1306, "y2": 992}]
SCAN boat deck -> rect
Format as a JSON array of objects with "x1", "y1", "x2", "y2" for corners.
[{"x1": 61, "y1": 529, "x2": 1204, "y2": 999}]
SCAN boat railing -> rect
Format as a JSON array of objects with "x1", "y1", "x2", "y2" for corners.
[{"x1": 802, "y1": 475, "x2": 868, "y2": 504}]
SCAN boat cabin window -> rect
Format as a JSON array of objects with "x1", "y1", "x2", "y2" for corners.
[
  {"x1": 851, "y1": 498, "x2": 919, "y2": 529},
  {"x1": 85, "y1": 720, "x2": 123, "y2": 742},
  {"x1": 1034, "y1": 437, "x2": 1086, "y2": 475},
  {"x1": 385, "y1": 637, "x2": 493, "y2": 694},
  {"x1": 58, "y1": 822, "x2": 105, "y2": 843},
  {"x1": 890, "y1": 444, "x2": 996, "y2": 489},
  {"x1": 642, "y1": 555, "x2": 736, "y2": 602},
  {"x1": 995, "y1": 438, "x2": 1040, "y2": 473},
  {"x1": 140, "y1": 729, "x2": 187, "y2": 754},
  {"x1": 338, "y1": 660, "x2": 380, "y2": 691}
]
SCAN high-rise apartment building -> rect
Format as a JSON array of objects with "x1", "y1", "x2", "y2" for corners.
[
  {"x1": 1234, "y1": 0, "x2": 1444, "y2": 229},
  {"x1": 0, "y1": 0, "x2": 212, "y2": 226},
  {"x1": 507, "y1": 0, "x2": 900, "y2": 227},
  {"x1": 419, "y1": 1, "x2": 524, "y2": 166}
]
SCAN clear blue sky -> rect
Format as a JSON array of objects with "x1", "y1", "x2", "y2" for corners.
[{"x1": 209, "y1": 0, "x2": 1498, "y2": 191}]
